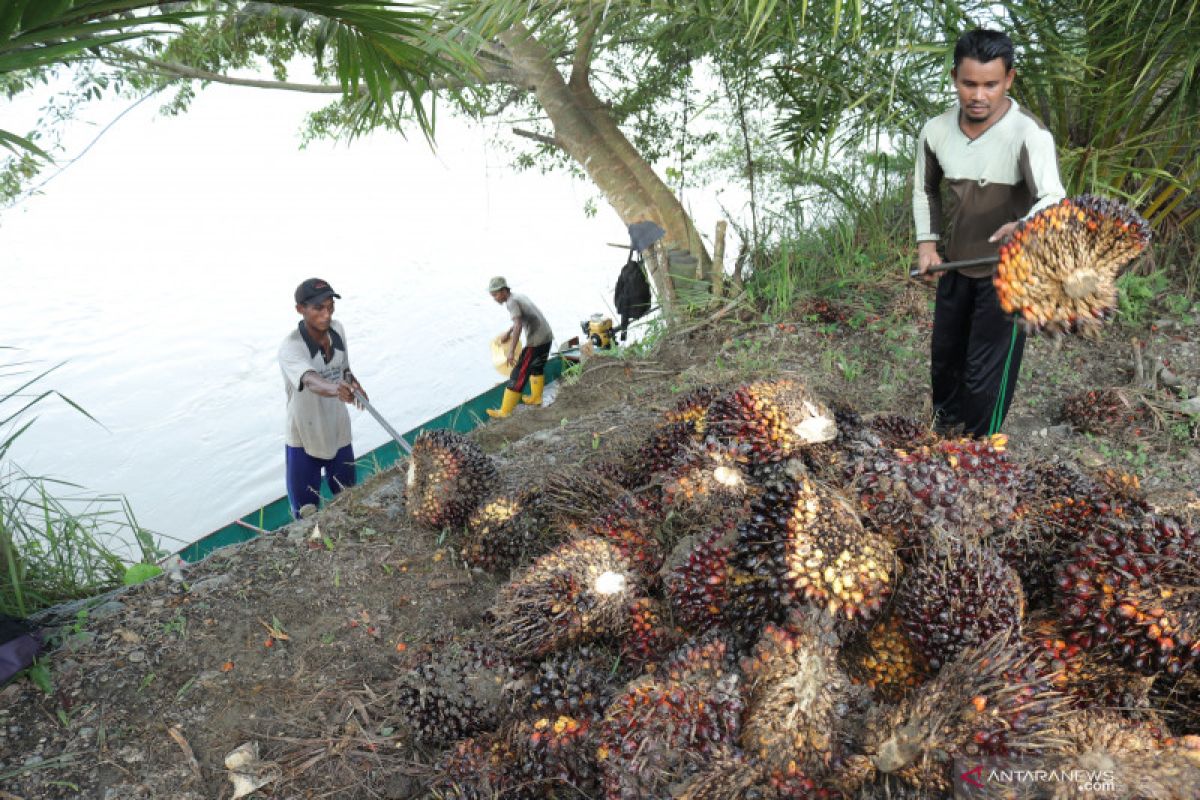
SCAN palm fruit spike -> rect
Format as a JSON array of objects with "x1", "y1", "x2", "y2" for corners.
[
  {"x1": 852, "y1": 434, "x2": 1018, "y2": 547},
  {"x1": 1056, "y1": 512, "x2": 1200, "y2": 676},
  {"x1": 1061, "y1": 386, "x2": 1144, "y2": 435},
  {"x1": 460, "y1": 488, "x2": 554, "y2": 574},
  {"x1": 1040, "y1": 711, "x2": 1200, "y2": 800},
  {"x1": 620, "y1": 597, "x2": 683, "y2": 670},
  {"x1": 842, "y1": 612, "x2": 930, "y2": 703},
  {"x1": 391, "y1": 637, "x2": 522, "y2": 745},
  {"x1": 664, "y1": 384, "x2": 721, "y2": 433},
  {"x1": 405, "y1": 429, "x2": 497, "y2": 530},
  {"x1": 1025, "y1": 613, "x2": 1154, "y2": 710},
  {"x1": 537, "y1": 470, "x2": 628, "y2": 537},
  {"x1": 507, "y1": 714, "x2": 601, "y2": 797},
  {"x1": 896, "y1": 533, "x2": 1024, "y2": 671},
  {"x1": 862, "y1": 632, "x2": 1068, "y2": 794},
  {"x1": 995, "y1": 194, "x2": 1151, "y2": 336},
  {"x1": 490, "y1": 537, "x2": 637, "y2": 659},
  {"x1": 528, "y1": 647, "x2": 619, "y2": 723},
  {"x1": 623, "y1": 419, "x2": 699, "y2": 489},
  {"x1": 705, "y1": 378, "x2": 837, "y2": 464},
  {"x1": 734, "y1": 474, "x2": 895, "y2": 623},
  {"x1": 432, "y1": 730, "x2": 518, "y2": 799},
  {"x1": 739, "y1": 608, "x2": 864, "y2": 789},
  {"x1": 597, "y1": 633, "x2": 743, "y2": 799},
  {"x1": 585, "y1": 491, "x2": 665, "y2": 580},
  {"x1": 672, "y1": 753, "x2": 766, "y2": 800},
  {"x1": 665, "y1": 524, "x2": 737, "y2": 633},
  {"x1": 866, "y1": 414, "x2": 940, "y2": 450}
]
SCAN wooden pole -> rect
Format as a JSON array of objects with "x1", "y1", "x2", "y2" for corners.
[{"x1": 712, "y1": 220, "x2": 728, "y2": 300}]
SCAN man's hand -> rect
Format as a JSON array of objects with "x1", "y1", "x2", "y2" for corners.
[
  {"x1": 506, "y1": 349, "x2": 517, "y2": 367},
  {"x1": 915, "y1": 241, "x2": 943, "y2": 282},
  {"x1": 336, "y1": 382, "x2": 355, "y2": 404},
  {"x1": 988, "y1": 221, "x2": 1019, "y2": 243}
]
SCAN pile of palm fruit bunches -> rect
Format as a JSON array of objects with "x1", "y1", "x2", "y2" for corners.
[
  {"x1": 399, "y1": 379, "x2": 1200, "y2": 799},
  {"x1": 994, "y1": 194, "x2": 1152, "y2": 337}
]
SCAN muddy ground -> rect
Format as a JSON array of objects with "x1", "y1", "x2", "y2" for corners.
[{"x1": 1, "y1": 283, "x2": 1197, "y2": 799}]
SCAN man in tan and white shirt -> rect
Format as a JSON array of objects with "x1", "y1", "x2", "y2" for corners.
[{"x1": 914, "y1": 28, "x2": 1065, "y2": 437}]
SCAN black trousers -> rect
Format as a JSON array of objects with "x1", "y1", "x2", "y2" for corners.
[
  {"x1": 507, "y1": 341, "x2": 551, "y2": 392},
  {"x1": 931, "y1": 272, "x2": 1026, "y2": 437}
]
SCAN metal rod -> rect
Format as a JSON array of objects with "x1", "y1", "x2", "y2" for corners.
[
  {"x1": 908, "y1": 254, "x2": 1000, "y2": 278},
  {"x1": 234, "y1": 519, "x2": 271, "y2": 536},
  {"x1": 352, "y1": 387, "x2": 413, "y2": 455}
]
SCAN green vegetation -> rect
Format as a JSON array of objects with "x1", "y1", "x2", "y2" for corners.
[{"x1": 2, "y1": 353, "x2": 163, "y2": 617}]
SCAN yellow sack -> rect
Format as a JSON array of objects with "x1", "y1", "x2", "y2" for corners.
[{"x1": 491, "y1": 333, "x2": 521, "y2": 376}]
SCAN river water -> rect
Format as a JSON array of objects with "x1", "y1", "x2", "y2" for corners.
[{"x1": 1, "y1": 84, "x2": 714, "y2": 555}]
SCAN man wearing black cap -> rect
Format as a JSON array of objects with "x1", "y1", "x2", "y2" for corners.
[{"x1": 278, "y1": 278, "x2": 367, "y2": 518}]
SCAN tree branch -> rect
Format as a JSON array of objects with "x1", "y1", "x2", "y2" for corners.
[
  {"x1": 512, "y1": 127, "x2": 560, "y2": 149},
  {"x1": 568, "y1": 9, "x2": 599, "y2": 89}
]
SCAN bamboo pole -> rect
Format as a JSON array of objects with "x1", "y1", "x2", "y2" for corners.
[{"x1": 712, "y1": 220, "x2": 728, "y2": 300}]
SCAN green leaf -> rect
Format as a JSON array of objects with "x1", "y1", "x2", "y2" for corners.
[{"x1": 122, "y1": 562, "x2": 163, "y2": 585}]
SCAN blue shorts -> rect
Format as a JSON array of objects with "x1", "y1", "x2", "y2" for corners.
[{"x1": 285, "y1": 443, "x2": 357, "y2": 519}]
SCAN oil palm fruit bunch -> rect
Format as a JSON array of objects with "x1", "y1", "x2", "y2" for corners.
[
  {"x1": 852, "y1": 434, "x2": 1018, "y2": 547},
  {"x1": 995, "y1": 194, "x2": 1152, "y2": 336},
  {"x1": 866, "y1": 414, "x2": 940, "y2": 451},
  {"x1": 665, "y1": 524, "x2": 737, "y2": 634},
  {"x1": 672, "y1": 754, "x2": 766, "y2": 800},
  {"x1": 739, "y1": 608, "x2": 864, "y2": 791},
  {"x1": 507, "y1": 715, "x2": 601, "y2": 797},
  {"x1": 392, "y1": 637, "x2": 523, "y2": 745},
  {"x1": 734, "y1": 475, "x2": 895, "y2": 623},
  {"x1": 862, "y1": 632, "x2": 1066, "y2": 793},
  {"x1": 1056, "y1": 512, "x2": 1200, "y2": 676},
  {"x1": 538, "y1": 470, "x2": 628, "y2": 536},
  {"x1": 1039, "y1": 711, "x2": 1200, "y2": 800},
  {"x1": 405, "y1": 429, "x2": 497, "y2": 530},
  {"x1": 896, "y1": 534, "x2": 1025, "y2": 671},
  {"x1": 705, "y1": 378, "x2": 838, "y2": 464},
  {"x1": 1061, "y1": 387, "x2": 1144, "y2": 435},
  {"x1": 1026, "y1": 613, "x2": 1154, "y2": 710},
  {"x1": 586, "y1": 491, "x2": 665, "y2": 580},
  {"x1": 597, "y1": 634, "x2": 744, "y2": 799},
  {"x1": 664, "y1": 384, "x2": 721, "y2": 433},
  {"x1": 528, "y1": 647, "x2": 618, "y2": 723},
  {"x1": 660, "y1": 440, "x2": 756, "y2": 524},
  {"x1": 620, "y1": 597, "x2": 683, "y2": 669},
  {"x1": 842, "y1": 612, "x2": 930, "y2": 703},
  {"x1": 624, "y1": 420, "x2": 699, "y2": 489},
  {"x1": 491, "y1": 537, "x2": 638, "y2": 659},
  {"x1": 432, "y1": 731, "x2": 518, "y2": 799},
  {"x1": 460, "y1": 489, "x2": 553, "y2": 574}
]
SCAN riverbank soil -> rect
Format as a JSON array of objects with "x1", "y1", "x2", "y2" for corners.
[{"x1": 2, "y1": 281, "x2": 1198, "y2": 799}]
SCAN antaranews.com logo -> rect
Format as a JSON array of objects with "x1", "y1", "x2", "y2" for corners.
[{"x1": 954, "y1": 758, "x2": 1119, "y2": 798}]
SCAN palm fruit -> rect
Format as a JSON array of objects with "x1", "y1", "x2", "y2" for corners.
[
  {"x1": 739, "y1": 608, "x2": 865, "y2": 792},
  {"x1": 1025, "y1": 613, "x2": 1154, "y2": 710},
  {"x1": 665, "y1": 524, "x2": 737, "y2": 633},
  {"x1": 705, "y1": 378, "x2": 837, "y2": 464},
  {"x1": 660, "y1": 440, "x2": 756, "y2": 525},
  {"x1": 1087, "y1": 465, "x2": 1148, "y2": 511},
  {"x1": 994, "y1": 194, "x2": 1152, "y2": 336},
  {"x1": 862, "y1": 633, "x2": 1067, "y2": 793},
  {"x1": 1056, "y1": 512, "x2": 1200, "y2": 675},
  {"x1": 405, "y1": 429, "x2": 497, "y2": 529},
  {"x1": 842, "y1": 612, "x2": 930, "y2": 703},
  {"x1": 620, "y1": 597, "x2": 683, "y2": 670},
  {"x1": 432, "y1": 730, "x2": 519, "y2": 799},
  {"x1": 460, "y1": 488, "x2": 554, "y2": 574},
  {"x1": 624, "y1": 420, "x2": 699, "y2": 489},
  {"x1": 672, "y1": 753, "x2": 766, "y2": 800},
  {"x1": 597, "y1": 634, "x2": 743, "y2": 799},
  {"x1": 490, "y1": 537, "x2": 637, "y2": 659},
  {"x1": 1061, "y1": 387, "x2": 1144, "y2": 435},
  {"x1": 528, "y1": 647, "x2": 618, "y2": 723},
  {"x1": 852, "y1": 434, "x2": 1018, "y2": 547},
  {"x1": 585, "y1": 491, "x2": 665, "y2": 580},
  {"x1": 896, "y1": 534, "x2": 1024, "y2": 671},
  {"x1": 537, "y1": 470, "x2": 628, "y2": 536},
  {"x1": 733, "y1": 474, "x2": 895, "y2": 623},
  {"x1": 507, "y1": 714, "x2": 601, "y2": 796},
  {"x1": 1040, "y1": 711, "x2": 1200, "y2": 800},
  {"x1": 866, "y1": 414, "x2": 940, "y2": 450},
  {"x1": 664, "y1": 384, "x2": 721, "y2": 433},
  {"x1": 392, "y1": 637, "x2": 522, "y2": 745}
]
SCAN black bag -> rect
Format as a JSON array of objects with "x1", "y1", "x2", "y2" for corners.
[
  {"x1": 613, "y1": 251, "x2": 652, "y2": 341},
  {"x1": 0, "y1": 613, "x2": 41, "y2": 686}
]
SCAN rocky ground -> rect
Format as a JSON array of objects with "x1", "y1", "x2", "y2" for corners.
[{"x1": 1, "y1": 283, "x2": 1197, "y2": 799}]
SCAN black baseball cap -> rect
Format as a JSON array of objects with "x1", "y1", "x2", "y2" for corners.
[{"x1": 294, "y1": 278, "x2": 341, "y2": 306}]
